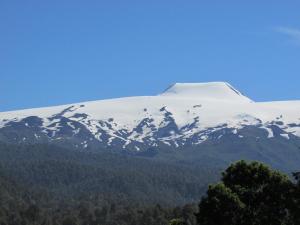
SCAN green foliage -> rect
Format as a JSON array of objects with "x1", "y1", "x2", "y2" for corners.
[
  {"x1": 289, "y1": 172, "x2": 300, "y2": 224},
  {"x1": 196, "y1": 160, "x2": 296, "y2": 225},
  {"x1": 169, "y1": 218, "x2": 186, "y2": 225},
  {"x1": 0, "y1": 143, "x2": 218, "y2": 206},
  {"x1": 23, "y1": 204, "x2": 41, "y2": 223},
  {"x1": 62, "y1": 216, "x2": 79, "y2": 225},
  {"x1": 197, "y1": 183, "x2": 245, "y2": 225},
  {"x1": 1, "y1": 142, "x2": 300, "y2": 225},
  {"x1": 0, "y1": 143, "x2": 201, "y2": 225}
]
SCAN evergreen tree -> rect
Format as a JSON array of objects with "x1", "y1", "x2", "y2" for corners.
[
  {"x1": 196, "y1": 160, "x2": 294, "y2": 225},
  {"x1": 197, "y1": 183, "x2": 245, "y2": 225},
  {"x1": 290, "y1": 172, "x2": 300, "y2": 224},
  {"x1": 23, "y1": 204, "x2": 41, "y2": 225},
  {"x1": 62, "y1": 216, "x2": 79, "y2": 225},
  {"x1": 169, "y1": 218, "x2": 186, "y2": 225}
]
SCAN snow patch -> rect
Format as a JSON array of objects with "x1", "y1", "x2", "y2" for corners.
[
  {"x1": 263, "y1": 127, "x2": 274, "y2": 138},
  {"x1": 280, "y1": 133, "x2": 290, "y2": 140}
]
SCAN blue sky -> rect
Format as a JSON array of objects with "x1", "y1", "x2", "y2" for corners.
[{"x1": 1, "y1": 1, "x2": 300, "y2": 111}]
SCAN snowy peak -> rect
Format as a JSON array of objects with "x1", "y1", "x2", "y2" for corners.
[
  {"x1": 0, "y1": 81, "x2": 300, "y2": 152},
  {"x1": 160, "y1": 82, "x2": 253, "y2": 103}
]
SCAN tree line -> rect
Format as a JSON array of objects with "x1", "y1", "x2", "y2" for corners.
[{"x1": 0, "y1": 143, "x2": 300, "y2": 224}]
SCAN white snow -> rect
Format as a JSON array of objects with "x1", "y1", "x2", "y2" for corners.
[
  {"x1": 263, "y1": 127, "x2": 274, "y2": 138},
  {"x1": 280, "y1": 133, "x2": 290, "y2": 140},
  {"x1": 67, "y1": 122, "x2": 75, "y2": 129},
  {"x1": 160, "y1": 82, "x2": 252, "y2": 103},
  {"x1": 287, "y1": 127, "x2": 300, "y2": 137},
  {"x1": 0, "y1": 82, "x2": 299, "y2": 145}
]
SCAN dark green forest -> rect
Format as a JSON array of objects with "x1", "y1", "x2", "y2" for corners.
[
  {"x1": 0, "y1": 143, "x2": 300, "y2": 225},
  {"x1": 0, "y1": 143, "x2": 213, "y2": 225}
]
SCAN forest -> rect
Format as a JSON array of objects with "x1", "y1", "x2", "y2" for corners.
[{"x1": 0, "y1": 143, "x2": 299, "y2": 225}]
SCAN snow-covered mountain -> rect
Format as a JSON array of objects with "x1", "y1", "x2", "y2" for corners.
[{"x1": 1, "y1": 82, "x2": 300, "y2": 153}]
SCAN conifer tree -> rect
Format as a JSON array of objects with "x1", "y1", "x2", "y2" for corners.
[{"x1": 196, "y1": 161, "x2": 294, "y2": 225}]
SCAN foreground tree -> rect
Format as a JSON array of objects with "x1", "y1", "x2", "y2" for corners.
[
  {"x1": 169, "y1": 218, "x2": 186, "y2": 225},
  {"x1": 290, "y1": 171, "x2": 300, "y2": 224},
  {"x1": 197, "y1": 183, "x2": 245, "y2": 225},
  {"x1": 196, "y1": 160, "x2": 294, "y2": 225}
]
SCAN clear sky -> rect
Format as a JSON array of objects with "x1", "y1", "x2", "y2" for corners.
[{"x1": 1, "y1": 1, "x2": 300, "y2": 111}]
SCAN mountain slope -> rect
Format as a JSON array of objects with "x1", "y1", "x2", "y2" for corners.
[
  {"x1": 0, "y1": 143, "x2": 219, "y2": 206},
  {"x1": 0, "y1": 82, "x2": 299, "y2": 154}
]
